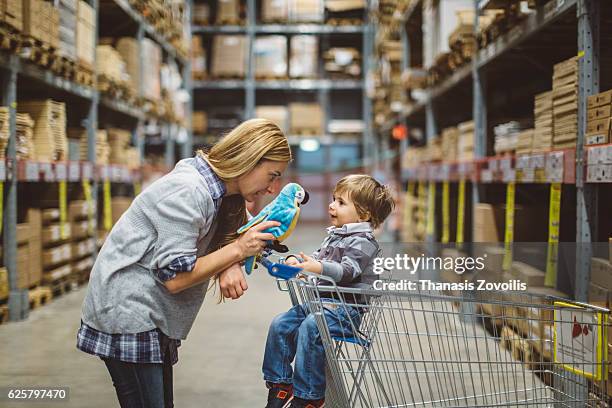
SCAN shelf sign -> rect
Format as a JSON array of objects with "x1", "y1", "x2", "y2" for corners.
[
  {"x1": 59, "y1": 180, "x2": 68, "y2": 239},
  {"x1": 545, "y1": 183, "x2": 562, "y2": 287},
  {"x1": 426, "y1": 182, "x2": 436, "y2": 237},
  {"x1": 55, "y1": 163, "x2": 67, "y2": 181},
  {"x1": 441, "y1": 181, "x2": 450, "y2": 244},
  {"x1": 68, "y1": 162, "x2": 80, "y2": 181},
  {"x1": 503, "y1": 182, "x2": 516, "y2": 270},
  {"x1": 554, "y1": 301, "x2": 608, "y2": 381},
  {"x1": 456, "y1": 179, "x2": 466, "y2": 247},
  {"x1": 25, "y1": 162, "x2": 39, "y2": 181},
  {"x1": 103, "y1": 180, "x2": 112, "y2": 231}
]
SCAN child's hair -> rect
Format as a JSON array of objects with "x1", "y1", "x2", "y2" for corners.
[{"x1": 334, "y1": 174, "x2": 395, "y2": 229}]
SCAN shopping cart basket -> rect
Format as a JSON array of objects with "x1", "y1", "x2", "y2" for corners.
[{"x1": 277, "y1": 273, "x2": 610, "y2": 408}]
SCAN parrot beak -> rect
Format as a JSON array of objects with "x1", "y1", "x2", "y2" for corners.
[{"x1": 301, "y1": 191, "x2": 310, "y2": 205}]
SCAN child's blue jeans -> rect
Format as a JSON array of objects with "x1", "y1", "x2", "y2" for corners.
[{"x1": 262, "y1": 299, "x2": 362, "y2": 400}]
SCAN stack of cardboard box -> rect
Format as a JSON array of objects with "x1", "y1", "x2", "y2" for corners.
[
  {"x1": 115, "y1": 38, "x2": 140, "y2": 95},
  {"x1": 141, "y1": 39, "x2": 162, "y2": 101},
  {"x1": 57, "y1": 0, "x2": 77, "y2": 61},
  {"x1": 254, "y1": 36, "x2": 287, "y2": 79},
  {"x1": 2, "y1": 0, "x2": 22, "y2": 31},
  {"x1": 552, "y1": 57, "x2": 578, "y2": 149},
  {"x1": 289, "y1": 0, "x2": 323, "y2": 22},
  {"x1": 533, "y1": 90, "x2": 553, "y2": 152},
  {"x1": 16, "y1": 113, "x2": 34, "y2": 160},
  {"x1": 108, "y1": 128, "x2": 131, "y2": 166},
  {"x1": 192, "y1": 111, "x2": 208, "y2": 134},
  {"x1": 0, "y1": 107, "x2": 8, "y2": 159},
  {"x1": 69, "y1": 200, "x2": 95, "y2": 283},
  {"x1": 211, "y1": 35, "x2": 247, "y2": 78},
  {"x1": 457, "y1": 120, "x2": 474, "y2": 161},
  {"x1": 289, "y1": 103, "x2": 323, "y2": 135},
  {"x1": 586, "y1": 89, "x2": 612, "y2": 146},
  {"x1": 76, "y1": 0, "x2": 95, "y2": 68},
  {"x1": 216, "y1": 0, "x2": 241, "y2": 24},
  {"x1": 23, "y1": 0, "x2": 43, "y2": 41},
  {"x1": 191, "y1": 36, "x2": 207, "y2": 80},
  {"x1": 111, "y1": 197, "x2": 132, "y2": 225},
  {"x1": 255, "y1": 106, "x2": 289, "y2": 134},
  {"x1": 193, "y1": 3, "x2": 210, "y2": 25},
  {"x1": 290, "y1": 36, "x2": 318, "y2": 78},
  {"x1": 96, "y1": 45, "x2": 129, "y2": 85},
  {"x1": 262, "y1": 0, "x2": 288, "y2": 22},
  {"x1": 19, "y1": 100, "x2": 67, "y2": 162},
  {"x1": 41, "y1": 208, "x2": 72, "y2": 284},
  {"x1": 441, "y1": 126, "x2": 458, "y2": 162},
  {"x1": 323, "y1": 47, "x2": 361, "y2": 78},
  {"x1": 515, "y1": 129, "x2": 534, "y2": 155}
]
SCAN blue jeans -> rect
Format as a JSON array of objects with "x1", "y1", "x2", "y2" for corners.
[
  {"x1": 262, "y1": 299, "x2": 361, "y2": 400},
  {"x1": 103, "y1": 354, "x2": 173, "y2": 408}
]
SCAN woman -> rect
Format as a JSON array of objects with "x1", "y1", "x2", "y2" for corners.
[{"x1": 77, "y1": 119, "x2": 291, "y2": 407}]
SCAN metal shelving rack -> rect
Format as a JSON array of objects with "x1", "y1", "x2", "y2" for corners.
[
  {"x1": 1, "y1": 0, "x2": 192, "y2": 321},
  {"x1": 191, "y1": 0, "x2": 374, "y2": 165},
  {"x1": 391, "y1": 0, "x2": 607, "y2": 300}
]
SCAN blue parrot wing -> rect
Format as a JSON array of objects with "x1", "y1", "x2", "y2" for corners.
[{"x1": 237, "y1": 210, "x2": 268, "y2": 234}]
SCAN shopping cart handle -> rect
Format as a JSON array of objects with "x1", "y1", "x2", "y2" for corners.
[{"x1": 259, "y1": 257, "x2": 302, "y2": 280}]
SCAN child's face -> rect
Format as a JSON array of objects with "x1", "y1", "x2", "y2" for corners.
[{"x1": 328, "y1": 190, "x2": 363, "y2": 227}]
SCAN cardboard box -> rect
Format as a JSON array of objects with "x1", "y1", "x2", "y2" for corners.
[
  {"x1": 216, "y1": 0, "x2": 240, "y2": 24},
  {"x1": 290, "y1": 35, "x2": 318, "y2": 78},
  {"x1": 42, "y1": 243, "x2": 72, "y2": 268},
  {"x1": 0, "y1": 267, "x2": 8, "y2": 300},
  {"x1": 72, "y1": 238, "x2": 94, "y2": 259},
  {"x1": 325, "y1": 0, "x2": 366, "y2": 12},
  {"x1": 42, "y1": 223, "x2": 72, "y2": 245},
  {"x1": 192, "y1": 3, "x2": 210, "y2": 24},
  {"x1": 289, "y1": 102, "x2": 323, "y2": 134},
  {"x1": 591, "y1": 257, "x2": 612, "y2": 290},
  {"x1": 77, "y1": 0, "x2": 93, "y2": 26},
  {"x1": 22, "y1": 0, "x2": 42, "y2": 40},
  {"x1": 254, "y1": 36, "x2": 287, "y2": 78},
  {"x1": 69, "y1": 200, "x2": 93, "y2": 221},
  {"x1": 116, "y1": 38, "x2": 140, "y2": 93},
  {"x1": 76, "y1": 18, "x2": 95, "y2": 66},
  {"x1": 510, "y1": 261, "x2": 546, "y2": 287},
  {"x1": 255, "y1": 106, "x2": 289, "y2": 134},
  {"x1": 587, "y1": 117, "x2": 611, "y2": 136},
  {"x1": 587, "y1": 89, "x2": 612, "y2": 109},
  {"x1": 588, "y1": 282, "x2": 609, "y2": 305},
  {"x1": 43, "y1": 263, "x2": 71, "y2": 282},
  {"x1": 473, "y1": 204, "x2": 499, "y2": 242},
  {"x1": 17, "y1": 245, "x2": 29, "y2": 289},
  {"x1": 262, "y1": 0, "x2": 288, "y2": 22},
  {"x1": 42, "y1": 208, "x2": 60, "y2": 223},
  {"x1": 111, "y1": 197, "x2": 132, "y2": 225},
  {"x1": 192, "y1": 111, "x2": 208, "y2": 134},
  {"x1": 211, "y1": 35, "x2": 247, "y2": 78},
  {"x1": 289, "y1": 0, "x2": 324, "y2": 22},
  {"x1": 16, "y1": 223, "x2": 30, "y2": 245},
  {"x1": 71, "y1": 220, "x2": 89, "y2": 240},
  {"x1": 587, "y1": 105, "x2": 611, "y2": 121},
  {"x1": 3, "y1": 0, "x2": 23, "y2": 31},
  {"x1": 141, "y1": 39, "x2": 161, "y2": 101}
]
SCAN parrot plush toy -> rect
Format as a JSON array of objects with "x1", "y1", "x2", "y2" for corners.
[{"x1": 237, "y1": 183, "x2": 309, "y2": 274}]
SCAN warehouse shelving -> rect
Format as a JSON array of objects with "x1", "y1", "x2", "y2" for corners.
[
  {"x1": 392, "y1": 0, "x2": 609, "y2": 302},
  {"x1": 191, "y1": 0, "x2": 375, "y2": 218},
  {"x1": 1, "y1": 0, "x2": 192, "y2": 321}
]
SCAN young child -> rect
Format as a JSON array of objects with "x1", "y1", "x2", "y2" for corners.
[{"x1": 262, "y1": 174, "x2": 395, "y2": 408}]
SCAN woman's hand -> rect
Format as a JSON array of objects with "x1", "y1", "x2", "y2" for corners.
[
  {"x1": 234, "y1": 221, "x2": 280, "y2": 258},
  {"x1": 218, "y1": 262, "x2": 248, "y2": 300},
  {"x1": 295, "y1": 252, "x2": 323, "y2": 274}
]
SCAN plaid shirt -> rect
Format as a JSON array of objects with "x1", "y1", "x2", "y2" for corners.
[{"x1": 77, "y1": 155, "x2": 226, "y2": 364}]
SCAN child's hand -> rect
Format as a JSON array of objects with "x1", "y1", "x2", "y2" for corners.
[
  {"x1": 295, "y1": 252, "x2": 323, "y2": 274},
  {"x1": 284, "y1": 256, "x2": 300, "y2": 266}
]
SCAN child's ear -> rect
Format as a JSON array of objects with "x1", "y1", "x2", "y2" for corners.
[{"x1": 359, "y1": 211, "x2": 371, "y2": 222}]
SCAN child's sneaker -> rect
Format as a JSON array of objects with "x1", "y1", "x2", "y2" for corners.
[
  {"x1": 265, "y1": 382, "x2": 293, "y2": 408},
  {"x1": 289, "y1": 396, "x2": 325, "y2": 408}
]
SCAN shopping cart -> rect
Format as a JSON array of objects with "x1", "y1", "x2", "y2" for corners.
[{"x1": 277, "y1": 273, "x2": 610, "y2": 408}]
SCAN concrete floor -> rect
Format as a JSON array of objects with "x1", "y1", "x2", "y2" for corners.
[{"x1": 0, "y1": 224, "x2": 325, "y2": 408}]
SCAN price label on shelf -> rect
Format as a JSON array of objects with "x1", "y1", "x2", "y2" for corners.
[
  {"x1": 426, "y1": 182, "x2": 436, "y2": 237},
  {"x1": 68, "y1": 162, "x2": 80, "y2": 181},
  {"x1": 545, "y1": 183, "x2": 562, "y2": 287},
  {"x1": 82, "y1": 163, "x2": 93, "y2": 180},
  {"x1": 55, "y1": 163, "x2": 67, "y2": 181},
  {"x1": 441, "y1": 182, "x2": 450, "y2": 244},
  {"x1": 40, "y1": 162, "x2": 54, "y2": 182},
  {"x1": 25, "y1": 162, "x2": 39, "y2": 181},
  {"x1": 503, "y1": 182, "x2": 516, "y2": 271},
  {"x1": 456, "y1": 179, "x2": 466, "y2": 247}
]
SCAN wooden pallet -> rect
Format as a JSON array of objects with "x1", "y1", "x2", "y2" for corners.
[
  {"x1": 210, "y1": 73, "x2": 246, "y2": 80},
  {"x1": 215, "y1": 17, "x2": 244, "y2": 26},
  {"x1": 20, "y1": 36, "x2": 57, "y2": 69},
  {"x1": 75, "y1": 63, "x2": 95, "y2": 87},
  {"x1": 290, "y1": 128, "x2": 322, "y2": 136},
  {"x1": 52, "y1": 56, "x2": 77, "y2": 80},
  {"x1": 327, "y1": 18, "x2": 362, "y2": 26},
  {"x1": 50, "y1": 276, "x2": 75, "y2": 298},
  {"x1": 28, "y1": 286, "x2": 53, "y2": 310},
  {"x1": 255, "y1": 74, "x2": 289, "y2": 81}
]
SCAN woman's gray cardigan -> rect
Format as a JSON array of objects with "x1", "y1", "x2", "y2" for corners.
[{"x1": 81, "y1": 158, "x2": 219, "y2": 340}]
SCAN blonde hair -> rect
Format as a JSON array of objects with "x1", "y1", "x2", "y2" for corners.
[
  {"x1": 197, "y1": 118, "x2": 291, "y2": 301},
  {"x1": 334, "y1": 174, "x2": 395, "y2": 229}
]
